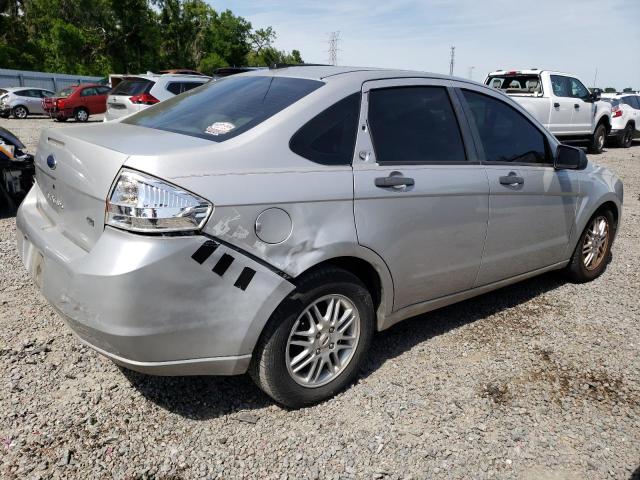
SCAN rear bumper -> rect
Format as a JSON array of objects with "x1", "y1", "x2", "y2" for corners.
[
  {"x1": 43, "y1": 107, "x2": 73, "y2": 119},
  {"x1": 16, "y1": 184, "x2": 295, "y2": 375}
]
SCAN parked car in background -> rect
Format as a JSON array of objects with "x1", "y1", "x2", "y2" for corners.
[
  {"x1": 485, "y1": 69, "x2": 612, "y2": 153},
  {"x1": 42, "y1": 84, "x2": 111, "y2": 122},
  {"x1": 17, "y1": 66, "x2": 623, "y2": 407},
  {"x1": 104, "y1": 73, "x2": 210, "y2": 122},
  {"x1": 212, "y1": 67, "x2": 266, "y2": 78},
  {"x1": 602, "y1": 93, "x2": 640, "y2": 148},
  {"x1": 157, "y1": 69, "x2": 206, "y2": 76},
  {"x1": 0, "y1": 87, "x2": 55, "y2": 119}
]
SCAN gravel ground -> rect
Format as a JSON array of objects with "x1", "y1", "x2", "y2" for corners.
[{"x1": 1, "y1": 116, "x2": 639, "y2": 480}]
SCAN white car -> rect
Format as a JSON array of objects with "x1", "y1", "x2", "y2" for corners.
[
  {"x1": 602, "y1": 93, "x2": 640, "y2": 148},
  {"x1": 104, "y1": 74, "x2": 210, "y2": 122},
  {"x1": 485, "y1": 70, "x2": 612, "y2": 153},
  {"x1": 0, "y1": 87, "x2": 56, "y2": 119}
]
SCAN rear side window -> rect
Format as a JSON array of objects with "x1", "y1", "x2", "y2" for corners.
[
  {"x1": 462, "y1": 89, "x2": 548, "y2": 164},
  {"x1": 124, "y1": 76, "x2": 324, "y2": 142},
  {"x1": 290, "y1": 93, "x2": 360, "y2": 165},
  {"x1": 166, "y1": 82, "x2": 205, "y2": 95},
  {"x1": 96, "y1": 86, "x2": 111, "y2": 95},
  {"x1": 621, "y1": 96, "x2": 640, "y2": 109},
  {"x1": 15, "y1": 90, "x2": 32, "y2": 97},
  {"x1": 112, "y1": 79, "x2": 153, "y2": 96},
  {"x1": 367, "y1": 86, "x2": 466, "y2": 164}
]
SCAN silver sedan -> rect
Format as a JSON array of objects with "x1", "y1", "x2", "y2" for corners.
[{"x1": 16, "y1": 67, "x2": 623, "y2": 407}]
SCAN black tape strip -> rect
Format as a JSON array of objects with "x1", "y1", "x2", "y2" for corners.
[
  {"x1": 191, "y1": 241, "x2": 218, "y2": 264},
  {"x1": 212, "y1": 253, "x2": 234, "y2": 276},
  {"x1": 234, "y1": 267, "x2": 256, "y2": 291}
]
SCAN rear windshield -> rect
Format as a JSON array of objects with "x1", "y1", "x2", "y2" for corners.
[
  {"x1": 112, "y1": 78, "x2": 154, "y2": 96},
  {"x1": 123, "y1": 76, "x2": 324, "y2": 142},
  {"x1": 602, "y1": 98, "x2": 620, "y2": 107},
  {"x1": 486, "y1": 74, "x2": 542, "y2": 94},
  {"x1": 57, "y1": 87, "x2": 75, "y2": 98}
]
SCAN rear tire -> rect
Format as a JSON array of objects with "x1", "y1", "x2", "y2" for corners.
[
  {"x1": 587, "y1": 123, "x2": 607, "y2": 154},
  {"x1": 74, "y1": 108, "x2": 89, "y2": 122},
  {"x1": 563, "y1": 209, "x2": 615, "y2": 283},
  {"x1": 615, "y1": 124, "x2": 634, "y2": 148},
  {"x1": 11, "y1": 105, "x2": 28, "y2": 119},
  {"x1": 249, "y1": 266, "x2": 374, "y2": 408}
]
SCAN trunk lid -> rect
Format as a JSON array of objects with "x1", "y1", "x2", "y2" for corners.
[
  {"x1": 33, "y1": 123, "x2": 212, "y2": 251},
  {"x1": 106, "y1": 94, "x2": 140, "y2": 120}
]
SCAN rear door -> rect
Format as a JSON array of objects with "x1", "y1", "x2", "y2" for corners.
[
  {"x1": 458, "y1": 86, "x2": 579, "y2": 285},
  {"x1": 353, "y1": 78, "x2": 489, "y2": 310}
]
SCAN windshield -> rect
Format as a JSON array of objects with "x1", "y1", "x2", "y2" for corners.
[
  {"x1": 486, "y1": 74, "x2": 542, "y2": 94},
  {"x1": 57, "y1": 87, "x2": 75, "y2": 98},
  {"x1": 123, "y1": 76, "x2": 324, "y2": 142}
]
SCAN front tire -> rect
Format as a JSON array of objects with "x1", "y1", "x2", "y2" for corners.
[
  {"x1": 588, "y1": 123, "x2": 607, "y2": 154},
  {"x1": 616, "y1": 124, "x2": 634, "y2": 148},
  {"x1": 250, "y1": 266, "x2": 374, "y2": 408},
  {"x1": 563, "y1": 209, "x2": 615, "y2": 283},
  {"x1": 12, "y1": 105, "x2": 28, "y2": 119}
]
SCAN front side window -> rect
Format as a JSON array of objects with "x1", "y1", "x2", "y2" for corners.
[
  {"x1": 367, "y1": 86, "x2": 466, "y2": 164},
  {"x1": 290, "y1": 92, "x2": 360, "y2": 165},
  {"x1": 568, "y1": 78, "x2": 589, "y2": 99},
  {"x1": 462, "y1": 89, "x2": 548, "y2": 165},
  {"x1": 124, "y1": 76, "x2": 324, "y2": 142}
]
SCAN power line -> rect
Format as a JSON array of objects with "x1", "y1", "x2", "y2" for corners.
[
  {"x1": 449, "y1": 46, "x2": 455, "y2": 76},
  {"x1": 328, "y1": 31, "x2": 340, "y2": 66}
]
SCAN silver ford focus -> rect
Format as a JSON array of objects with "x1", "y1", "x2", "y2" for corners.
[{"x1": 16, "y1": 66, "x2": 623, "y2": 407}]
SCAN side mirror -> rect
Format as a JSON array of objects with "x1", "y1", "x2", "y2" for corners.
[
  {"x1": 590, "y1": 88, "x2": 602, "y2": 102},
  {"x1": 555, "y1": 144, "x2": 588, "y2": 170}
]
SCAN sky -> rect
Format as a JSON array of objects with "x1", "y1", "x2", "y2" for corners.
[{"x1": 209, "y1": 0, "x2": 640, "y2": 89}]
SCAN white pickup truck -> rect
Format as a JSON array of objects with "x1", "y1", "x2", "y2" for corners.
[{"x1": 485, "y1": 69, "x2": 612, "y2": 153}]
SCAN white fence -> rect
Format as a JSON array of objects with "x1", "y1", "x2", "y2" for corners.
[{"x1": 0, "y1": 68, "x2": 103, "y2": 92}]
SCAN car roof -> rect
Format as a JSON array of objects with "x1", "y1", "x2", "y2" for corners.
[
  {"x1": 487, "y1": 69, "x2": 577, "y2": 77},
  {"x1": 123, "y1": 73, "x2": 211, "y2": 81},
  {"x1": 238, "y1": 65, "x2": 475, "y2": 85},
  {"x1": 4, "y1": 86, "x2": 52, "y2": 92}
]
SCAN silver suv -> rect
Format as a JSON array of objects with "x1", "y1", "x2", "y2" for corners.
[
  {"x1": 104, "y1": 73, "x2": 210, "y2": 121},
  {"x1": 17, "y1": 67, "x2": 623, "y2": 407},
  {"x1": 0, "y1": 87, "x2": 55, "y2": 119}
]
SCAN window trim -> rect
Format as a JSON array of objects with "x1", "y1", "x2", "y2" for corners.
[
  {"x1": 456, "y1": 87, "x2": 554, "y2": 167},
  {"x1": 365, "y1": 84, "x2": 474, "y2": 166}
]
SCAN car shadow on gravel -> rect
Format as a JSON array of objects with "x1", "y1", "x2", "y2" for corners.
[
  {"x1": 124, "y1": 272, "x2": 567, "y2": 418},
  {"x1": 362, "y1": 272, "x2": 568, "y2": 378}
]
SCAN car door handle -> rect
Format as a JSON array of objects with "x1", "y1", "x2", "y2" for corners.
[
  {"x1": 553, "y1": 102, "x2": 560, "y2": 108},
  {"x1": 574, "y1": 104, "x2": 580, "y2": 109},
  {"x1": 499, "y1": 175, "x2": 524, "y2": 186},
  {"x1": 375, "y1": 176, "x2": 415, "y2": 188}
]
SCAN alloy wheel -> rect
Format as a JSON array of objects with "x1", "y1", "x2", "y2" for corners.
[
  {"x1": 285, "y1": 294, "x2": 361, "y2": 388},
  {"x1": 14, "y1": 107, "x2": 27, "y2": 119},
  {"x1": 582, "y1": 216, "x2": 609, "y2": 271}
]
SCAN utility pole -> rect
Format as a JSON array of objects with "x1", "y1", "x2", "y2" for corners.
[
  {"x1": 468, "y1": 66, "x2": 475, "y2": 80},
  {"x1": 328, "y1": 31, "x2": 340, "y2": 66},
  {"x1": 449, "y1": 46, "x2": 455, "y2": 76}
]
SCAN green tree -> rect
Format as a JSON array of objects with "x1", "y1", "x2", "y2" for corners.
[{"x1": 604, "y1": 87, "x2": 617, "y2": 93}]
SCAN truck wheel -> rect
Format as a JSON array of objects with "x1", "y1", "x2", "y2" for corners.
[
  {"x1": 74, "y1": 108, "x2": 89, "y2": 122},
  {"x1": 12, "y1": 105, "x2": 28, "y2": 119},
  {"x1": 587, "y1": 123, "x2": 606, "y2": 154},
  {"x1": 563, "y1": 208, "x2": 615, "y2": 283},
  {"x1": 249, "y1": 266, "x2": 374, "y2": 408},
  {"x1": 616, "y1": 124, "x2": 634, "y2": 148}
]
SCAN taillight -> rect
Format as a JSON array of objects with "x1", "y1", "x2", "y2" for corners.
[
  {"x1": 612, "y1": 106, "x2": 622, "y2": 118},
  {"x1": 130, "y1": 93, "x2": 159, "y2": 105},
  {"x1": 56, "y1": 99, "x2": 65, "y2": 109}
]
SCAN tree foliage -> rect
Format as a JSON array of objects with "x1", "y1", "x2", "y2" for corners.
[{"x1": 0, "y1": 0, "x2": 304, "y2": 76}]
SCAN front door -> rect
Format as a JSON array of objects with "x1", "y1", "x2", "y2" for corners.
[
  {"x1": 352, "y1": 79, "x2": 489, "y2": 311},
  {"x1": 567, "y1": 77, "x2": 593, "y2": 135},
  {"x1": 457, "y1": 86, "x2": 579, "y2": 286},
  {"x1": 549, "y1": 75, "x2": 575, "y2": 135}
]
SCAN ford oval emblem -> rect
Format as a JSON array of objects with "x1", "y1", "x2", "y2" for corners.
[{"x1": 46, "y1": 154, "x2": 56, "y2": 170}]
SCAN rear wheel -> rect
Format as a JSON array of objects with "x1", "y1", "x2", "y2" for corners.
[
  {"x1": 250, "y1": 266, "x2": 374, "y2": 408},
  {"x1": 12, "y1": 105, "x2": 28, "y2": 119},
  {"x1": 616, "y1": 124, "x2": 634, "y2": 148},
  {"x1": 74, "y1": 108, "x2": 89, "y2": 122},
  {"x1": 588, "y1": 123, "x2": 607, "y2": 154},
  {"x1": 563, "y1": 209, "x2": 615, "y2": 282}
]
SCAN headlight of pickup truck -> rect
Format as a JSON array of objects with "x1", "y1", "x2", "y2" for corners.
[{"x1": 106, "y1": 169, "x2": 212, "y2": 233}]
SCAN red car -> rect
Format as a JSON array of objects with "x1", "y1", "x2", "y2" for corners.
[{"x1": 42, "y1": 84, "x2": 111, "y2": 122}]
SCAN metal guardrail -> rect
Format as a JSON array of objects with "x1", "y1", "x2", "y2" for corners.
[{"x1": 0, "y1": 68, "x2": 103, "y2": 92}]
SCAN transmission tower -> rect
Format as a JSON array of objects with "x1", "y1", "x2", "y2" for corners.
[
  {"x1": 449, "y1": 46, "x2": 455, "y2": 76},
  {"x1": 328, "y1": 31, "x2": 340, "y2": 66}
]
